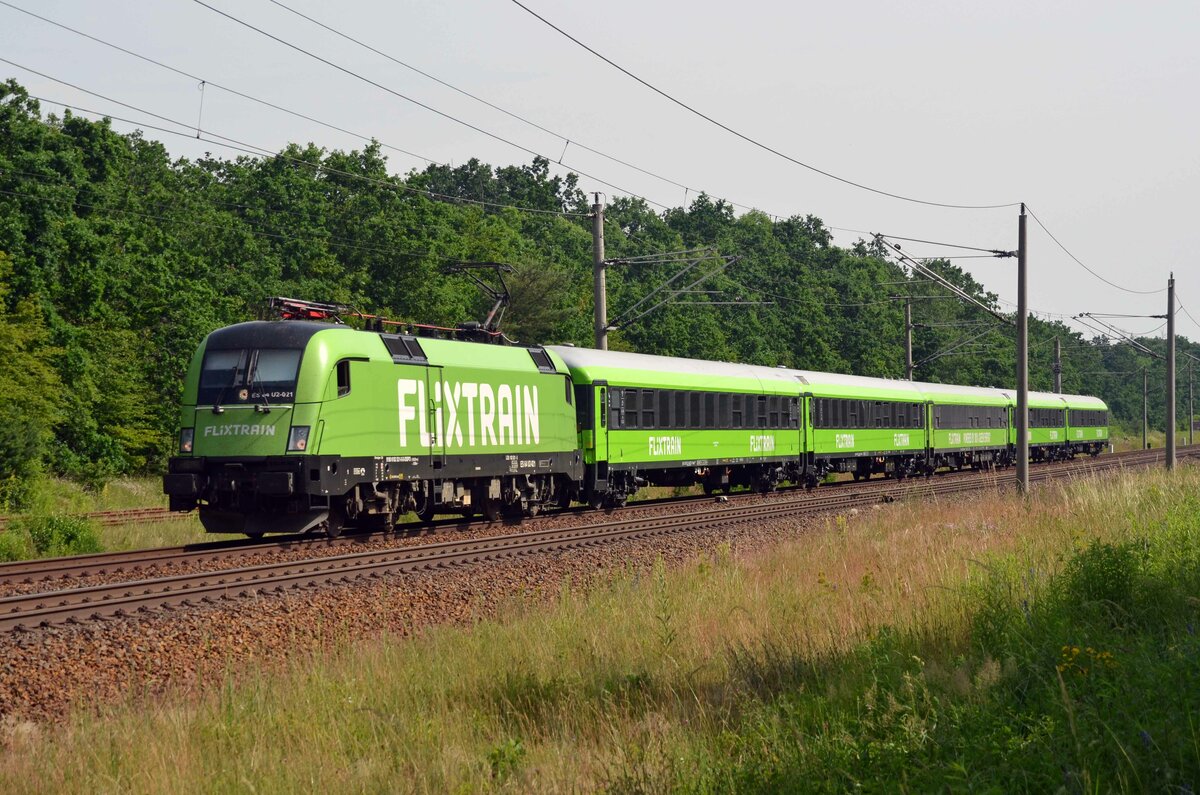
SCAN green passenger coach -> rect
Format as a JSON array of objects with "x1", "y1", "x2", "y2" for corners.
[
  {"x1": 547, "y1": 347, "x2": 807, "y2": 502},
  {"x1": 797, "y1": 372, "x2": 928, "y2": 480},
  {"x1": 917, "y1": 382, "x2": 1013, "y2": 471}
]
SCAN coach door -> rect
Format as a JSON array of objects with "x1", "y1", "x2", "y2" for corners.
[
  {"x1": 923, "y1": 400, "x2": 934, "y2": 453},
  {"x1": 594, "y1": 381, "x2": 610, "y2": 486},
  {"x1": 801, "y1": 394, "x2": 813, "y2": 459},
  {"x1": 425, "y1": 366, "x2": 446, "y2": 470}
]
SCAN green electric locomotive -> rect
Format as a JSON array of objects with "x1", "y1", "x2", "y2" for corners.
[{"x1": 164, "y1": 318, "x2": 581, "y2": 536}]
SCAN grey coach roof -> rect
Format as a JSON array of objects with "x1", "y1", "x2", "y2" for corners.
[
  {"x1": 547, "y1": 345, "x2": 1106, "y2": 409},
  {"x1": 546, "y1": 346, "x2": 808, "y2": 384}
]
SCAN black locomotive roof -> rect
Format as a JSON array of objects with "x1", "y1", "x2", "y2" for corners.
[{"x1": 205, "y1": 320, "x2": 340, "y2": 350}]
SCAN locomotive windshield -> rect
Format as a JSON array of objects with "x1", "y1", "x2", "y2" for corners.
[{"x1": 197, "y1": 348, "x2": 301, "y2": 404}]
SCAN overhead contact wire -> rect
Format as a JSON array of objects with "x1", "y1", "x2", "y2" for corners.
[
  {"x1": 1024, "y1": 205, "x2": 1166, "y2": 296},
  {"x1": 190, "y1": 0, "x2": 671, "y2": 210},
  {"x1": 0, "y1": 0, "x2": 438, "y2": 165},
  {"x1": 508, "y1": 0, "x2": 1019, "y2": 211}
]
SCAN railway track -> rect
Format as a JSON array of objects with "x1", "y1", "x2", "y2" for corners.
[
  {"x1": 0, "y1": 448, "x2": 1135, "y2": 588},
  {"x1": 0, "y1": 445, "x2": 1189, "y2": 632}
]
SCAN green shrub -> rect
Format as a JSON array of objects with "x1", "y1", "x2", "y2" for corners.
[{"x1": 9, "y1": 514, "x2": 101, "y2": 558}]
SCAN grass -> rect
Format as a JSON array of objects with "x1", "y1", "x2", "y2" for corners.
[{"x1": 3, "y1": 466, "x2": 1200, "y2": 792}]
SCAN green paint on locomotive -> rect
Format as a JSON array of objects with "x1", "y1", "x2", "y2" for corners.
[{"x1": 176, "y1": 324, "x2": 578, "y2": 462}]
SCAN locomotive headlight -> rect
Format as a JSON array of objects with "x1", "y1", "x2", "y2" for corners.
[
  {"x1": 287, "y1": 426, "x2": 310, "y2": 452},
  {"x1": 179, "y1": 428, "x2": 194, "y2": 454}
]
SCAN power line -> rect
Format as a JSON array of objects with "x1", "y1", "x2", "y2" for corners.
[
  {"x1": 1024, "y1": 205, "x2": 1165, "y2": 296},
  {"x1": 507, "y1": 0, "x2": 1019, "y2": 211},
  {"x1": 267, "y1": 0, "x2": 843, "y2": 226},
  {"x1": 190, "y1": 0, "x2": 672, "y2": 211},
  {"x1": 1176, "y1": 295, "x2": 1200, "y2": 334},
  {"x1": 876, "y1": 233, "x2": 1014, "y2": 256},
  {"x1": 879, "y1": 236, "x2": 1013, "y2": 325},
  {"x1": 2, "y1": 0, "x2": 782, "y2": 222},
  {"x1": 264, "y1": 0, "x2": 703, "y2": 198},
  {"x1": 0, "y1": 0, "x2": 439, "y2": 167},
  {"x1": 2, "y1": 0, "x2": 924, "y2": 241}
]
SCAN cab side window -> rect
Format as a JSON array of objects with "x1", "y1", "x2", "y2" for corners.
[{"x1": 336, "y1": 360, "x2": 351, "y2": 397}]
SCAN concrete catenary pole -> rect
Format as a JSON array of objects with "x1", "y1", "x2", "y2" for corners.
[
  {"x1": 1167, "y1": 273, "x2": 1176, "y2": 469},
  {"x1": 904, "y1": 297, "x2": 913, "y2": 380},
  {"x1": 1143, "y1": 368, "x2": 1149, "y2": 451},
  {"x1": 1053, "y1": 336, "x2": 1062, "y2": 393},
  {"x1": 1016, "y1": 204, "x2": 1029, "y2": 494},
  {"x1": 591, "y1": 193, "x2": 607, "y2": 350}
]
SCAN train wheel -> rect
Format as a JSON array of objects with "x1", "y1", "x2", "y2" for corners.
[{"x1": 484, "y1": 499, "x2": 503, "y2": 522}]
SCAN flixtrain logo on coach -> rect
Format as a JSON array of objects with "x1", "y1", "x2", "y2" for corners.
[{"x1": 397, "y1": 378, "x2": 540, "y2": 449}]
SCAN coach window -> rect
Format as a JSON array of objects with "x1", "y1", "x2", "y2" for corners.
[
  {"x1": 718, "y1": 393, "x2": 731, "y2": 429},
  {"x1": 624, "y1": 389, "x2": 639, "y2": 429},
  {"x1": 732, "y1": 394, "x2": 744, "y2": 428},
  {"x1": 658, "y1": 391, "x2": 672, "y2": 429},
  {"x1": 599, "y1": 388, "x2": 607, "y2": 428},
  {"x1": 642, "y1": 390, "x2": 656, "y2": 428},
  {"x1": 689, "y1": 392, "x2": 702, "y2": 429}
]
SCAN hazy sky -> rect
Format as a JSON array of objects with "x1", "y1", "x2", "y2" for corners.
[{"x1": 2, "y1": 0, "x2": 1197, "y2": 342}]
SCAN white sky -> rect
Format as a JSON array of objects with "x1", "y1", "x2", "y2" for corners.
[{"x1": 2, "y1": 0, "x2": 1197, "y2": 341}]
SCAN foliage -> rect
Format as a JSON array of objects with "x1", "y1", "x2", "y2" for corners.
[
  {"x1": 0, "y1": 77, "x2": 1187, "y2": 497},
  {"x1": 1, "y1": 513, "x2": 100, "y2": 560}
]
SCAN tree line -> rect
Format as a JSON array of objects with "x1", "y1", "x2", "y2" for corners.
[{"x1": 0, "y1": 79, "x2": 1190, "y2": 507}]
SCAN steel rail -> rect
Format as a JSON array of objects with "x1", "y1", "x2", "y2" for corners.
[{"x1": 0, "y1": 465, "x2": 971, "y2": 586}]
